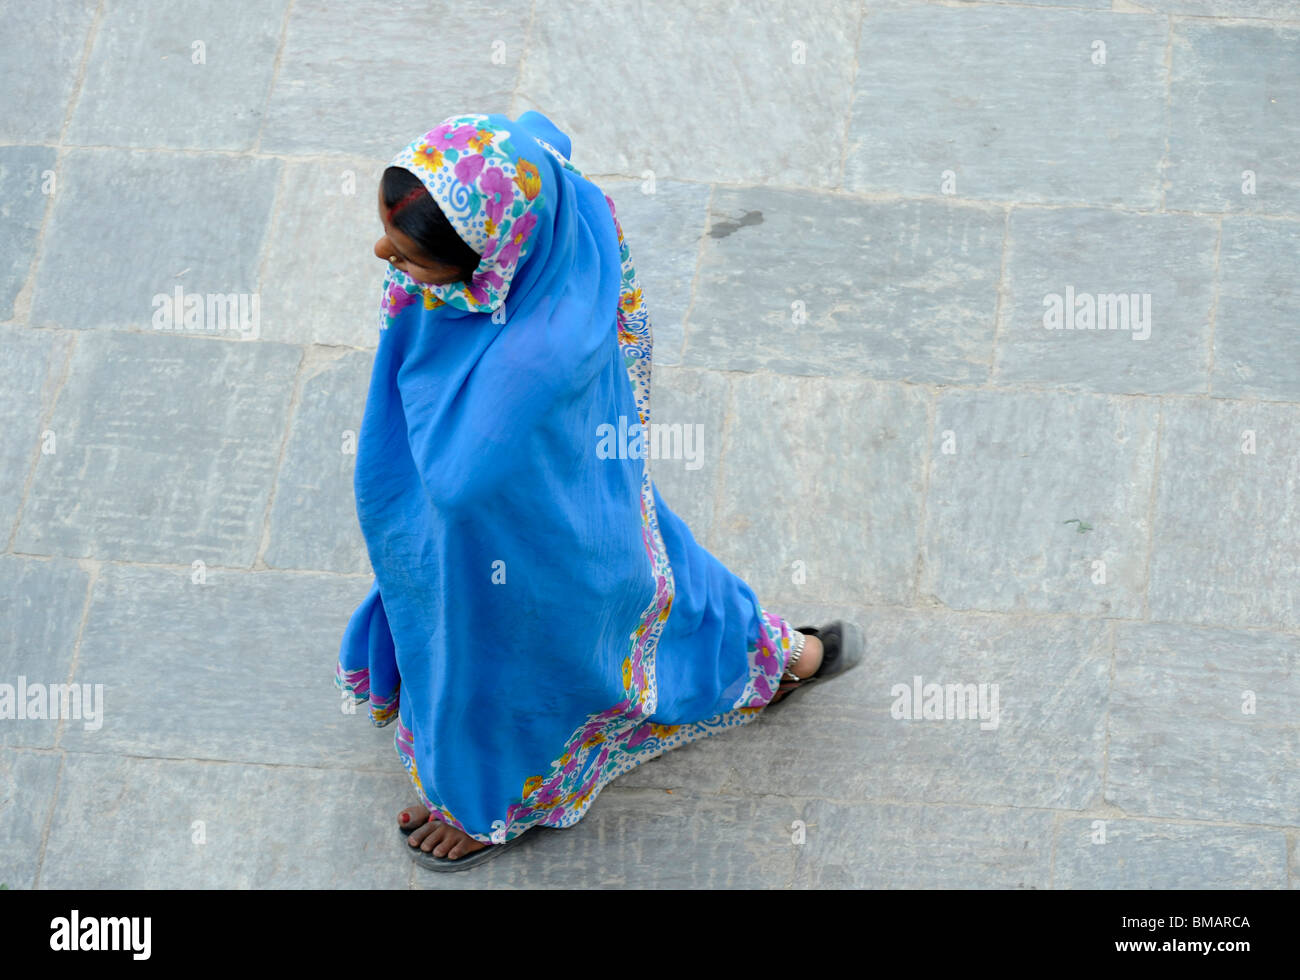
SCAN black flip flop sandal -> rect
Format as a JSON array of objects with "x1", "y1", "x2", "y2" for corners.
[
  {"x1": 766, "y1": 620, "x2": 864, "y2": 708},
  {"x1": 399, "y1": 812, "x2": 532, "y2": 872}
]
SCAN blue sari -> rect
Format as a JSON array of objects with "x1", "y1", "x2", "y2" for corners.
[{"x1": 337, "y1": 111, "x2": 797, "y2": 844}]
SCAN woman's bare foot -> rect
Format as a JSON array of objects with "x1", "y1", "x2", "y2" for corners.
[
  {"x1": 398, "y1": 804, "x2": 489, "y2": 860},
  {"x1": 768, "y1": 632, "x2": 823, "y2": 705}
]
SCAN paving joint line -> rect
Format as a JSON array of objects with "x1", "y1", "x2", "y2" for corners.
[
  {"x1": 833, "y1": 0, "x2": 868, "y2": 192},
  {"x1": 5, "y1": 331, "x2": 75, "y2": 552},
  {"x1": 252, "y1": 0, "x2": 295, "y2": 154}
]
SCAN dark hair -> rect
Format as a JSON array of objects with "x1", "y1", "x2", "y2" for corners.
[{"x1": 381, "y1": 166, "x2": 481, "y2": 283}]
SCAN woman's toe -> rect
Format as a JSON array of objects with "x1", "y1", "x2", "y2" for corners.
[
  {"x1": 407, "y1": 820, "x2": 438, "y2": 847},
  {"x1": 420, "y1": 825, "x2": 447, "y2": 853},
  {"x1": 398, "y1": 804, "x2": 429, "y2": 830}
]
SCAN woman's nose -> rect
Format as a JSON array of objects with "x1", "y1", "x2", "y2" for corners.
[{"x1": 374, "y1": 236, "x2": 391, "y2": 262}]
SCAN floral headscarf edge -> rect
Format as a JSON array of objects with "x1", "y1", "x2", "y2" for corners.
[{"x1": 381, "y1": 114, "x2": 549, "y2": 326}]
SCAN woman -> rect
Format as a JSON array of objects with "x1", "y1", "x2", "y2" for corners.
[{"x1": 337, "y1": 110, "x2": 863, "y2": 872}]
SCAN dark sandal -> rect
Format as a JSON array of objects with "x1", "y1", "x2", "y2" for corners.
[
  {"x1": 767, "y1": 620, "x2": 864, "y2": 708},
  {"x1": 400, "y1": 814, "x2": 529, "y2": 872},
  {"x1": 400, "y1": 808, "x2": 552, "y2": 872}
]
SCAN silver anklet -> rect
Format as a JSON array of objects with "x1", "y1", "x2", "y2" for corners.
[{"x1": 783, "y1": 630, "x2": 807, "y2": 676}]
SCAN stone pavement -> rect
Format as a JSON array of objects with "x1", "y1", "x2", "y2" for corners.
[{"x1": 2, "y1": 0, "x2": 1297, "y2": 889}]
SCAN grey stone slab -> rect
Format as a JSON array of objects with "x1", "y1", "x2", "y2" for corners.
[
  {"x1": 1167, "y1": 21, "x2": 1300, "y2": 214},
  {"x1": 28, "y1": 149, "x2": 280, "y2": 332},
  {"x1": 645, "y1": 366, "x2": 729, "y2": 552},
  {"x1": 922, "y1": 389, "x2": 1158, "y2": 617},
  {"x1": 39, "y1": 753, "x2": 411, "y2": 888},
  {"x1": 1148, "y1": 398, "x2": 1300, "y2": 630},
  {"x1": 411, "y1": 788, "x2": 801, "y2": 889},
  {"x1": 0, "y1": 0, "x2": 98, "y2": 142},
  {"x1": 599, "y1": 178, "x2": 711, "y2": 368},
  {"x1": 0, "y1": 750, "x2": 61, "y2": 889},
  {"x1": 682, "y1": 188, "x2": 1003, "y2": 382},
  {"x1": 57, "y1": 564, "x2": 392, "y2": 770},
  {"x1": 710, "y1": 374, "x2": 928, "y2": 607},
  {"x1": 1107, "y1": 622, "x2": 1300, "y2": 826},
  {"x1": 846, "y1": 4, "x2": 1168, "y2": 207},
  {"x1": 626, "y1": 607, "x2": 1112, "y2": 812},
  {"x1": 13, "y1": 330, "x2": 301, "y2": 566},
  {"x1": 1211, "y1": 218, "x2": 1300, "y2": 402},
  {"x1": 1055, "y1": 817, "x2": 1287, "y2": 889},
  {"x1": 261, "y1": 0, "x2": 527, "y2": 157},
  {"x1": 0, "y1": 326, "x2": 70, "y2": 541},
  {"x1": 793, "y1": 799, "x2": 1056, "y2": 889},
  {"x1": 996, "y1": 208, "x2": 1218, "y2": 395},
  {"x1": 264, "y1": 349, "x2": 373, "y2": 573},
  {"x1": 66, "y1": 0, "x2": 288, "y2": 151},
  {"x1": 1141, "y1": 0, "x2": 1298, "y2": 16},
  {"x1": 968, "y1": 0, "x2": 1111, "y2": 6},
  {"x1": 516, "y1": 0, "x2": 860, "y2": 186},
  {"x1": 0, "y1": 556, "x2": 92, "y2": 750},
  {"x1": 258, "y1": 159, "x2": 389, "y2": 347},
  {"x1": 965, "y1": 0, "x2": 1108, "y2": 6},
  {"x1": 0, "y1": 147, "x2": 57, "y2": 321}
]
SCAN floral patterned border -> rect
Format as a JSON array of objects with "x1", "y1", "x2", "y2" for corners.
[{"x1": 335, "y1": 662, "x2": 400, "y2": 727}]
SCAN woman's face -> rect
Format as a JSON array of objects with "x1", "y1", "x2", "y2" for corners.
[{"x1": 374, "y1": 184, "x2": 469, "y2": 286}]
